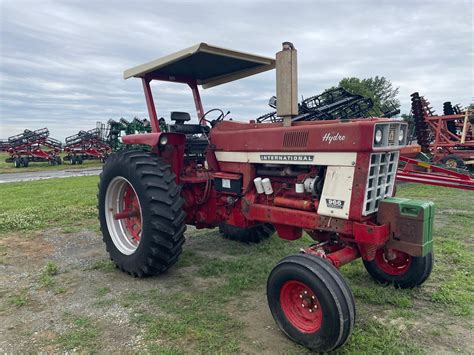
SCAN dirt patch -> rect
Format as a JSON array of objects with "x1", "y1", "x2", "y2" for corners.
[
  {"x1": 0, "y1": 228, "x2": 230, "y2": 352},
  {"x1": 1, "y1": 226, "x2": 472, "y2": 353},
  {"x1": 227, "y1": 288, "x2": 304, "y2": 354}
]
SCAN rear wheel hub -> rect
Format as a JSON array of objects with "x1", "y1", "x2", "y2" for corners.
[{"x1": 105, "y1": 176, "x2": 142, "y2": 255}]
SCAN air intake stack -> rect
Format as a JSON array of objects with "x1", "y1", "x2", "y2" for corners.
[{"x1": 276, "y1": 42, "x2": 298, "y2": 127}]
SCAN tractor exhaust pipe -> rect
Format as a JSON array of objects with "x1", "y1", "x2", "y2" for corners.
[{"x1": 276, "y1": 42, "x2": 298, "y2": 127}]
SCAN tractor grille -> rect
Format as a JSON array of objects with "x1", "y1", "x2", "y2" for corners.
[
  {"x1": 362, "y1": 151, "x2": 399, "y2": 215},
  {"x1": 283, "y1": 130, "x2": 309, "y2": 148}
]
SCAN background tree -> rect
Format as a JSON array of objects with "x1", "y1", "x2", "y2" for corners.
[{"x1": 338, "y1": 76, "x2": 401, "y2": 116}]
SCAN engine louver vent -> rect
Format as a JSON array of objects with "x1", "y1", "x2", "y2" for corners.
[{"x1": 283, "y1": 130, "x2": 309, "y2": 148}]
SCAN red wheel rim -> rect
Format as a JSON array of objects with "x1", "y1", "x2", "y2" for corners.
[
  {"x1": 374, "y1": 248, "x2": 412, "y2": 276},
  {"x1": 280, "y1": 280, "x2": 323, "y2": 333},
  {"x1": 122, "y1": 183, "x2": 142, "y2": 242}
]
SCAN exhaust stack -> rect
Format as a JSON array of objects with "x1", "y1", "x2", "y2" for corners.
[{"x1": 276, "y1": 42, "x2": 298, "y2": 127}]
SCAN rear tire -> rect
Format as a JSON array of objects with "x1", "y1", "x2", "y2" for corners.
[
  {"x1": 98, "y1": 150, "x2": 186, "y2": 277},
  {"x1": 267, "y1": 254, "x2": 355, "y2": 352},
  {"x1": 71, "y1": 156, "x2": 77, "y2": 165},
  {"x1": 219, "y1": 223, "x2": 274, "y2": 243},
  {"x1": 56, "y1": 156, "x2": 62, "y2": 165},
  {"x1": 77, "y1": 156, "x2": 83, "y2": 165},
  {"x1": 363, "y1": 248, "x2": 433, "y2": 288},
  {"x1": 14, "y1": 158, "x2": 21, "y2": 168},
  {"x1": 21, "y1": 157, "x2": 29, "y2": 167}
]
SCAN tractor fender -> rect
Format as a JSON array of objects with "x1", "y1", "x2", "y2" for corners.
[{"x1": 122, "y1": 132, "x2": 186, "y2": 147}]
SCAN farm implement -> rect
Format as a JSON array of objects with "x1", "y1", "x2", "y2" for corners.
[
  {"x1": 0, "y1": 139, "x2": 10, "y2": 152},
  {"x1": 411, "y1": 92, "x2": 474, "y2": 169},
  {"x1": 107, "y1": 117, "x2": 151, "y2": 151},
  {"x1": 6, "y1": 128, "x2": 62, "y2": 168},
  {"x1": 97, "y1": 42, "x2": 439, "y2": 352},
  {"x1": 256, "y1": 86, "x2": 399, "y2": 123},
  {"x1": 63, "y1": 128, "x2": 111, "y2": 164}
]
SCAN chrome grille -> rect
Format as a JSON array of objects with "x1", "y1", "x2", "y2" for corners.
[{"x1": 363, "y1": 151, "x2": 399, "y2": 215}]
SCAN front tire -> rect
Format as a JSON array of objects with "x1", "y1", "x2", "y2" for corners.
[
  {"x1": 363, "y1": 248, "x2": 433, "y2": 288},
  {"x1": 267, "y1": 254, "x2": 355, "y2": 352},
  {"x1": 219, "y1": 223, "x2": 274, "y2": 243},
  {"x1": 98, "y1": 151, "x2": 186, "y2": 277}
]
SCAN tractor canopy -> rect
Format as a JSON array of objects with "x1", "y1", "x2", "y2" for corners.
[{"x1": 123, "y1": 42, "x2": 275, "y2": 89}]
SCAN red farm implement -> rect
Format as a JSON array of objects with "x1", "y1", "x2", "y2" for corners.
[
  {"x1": 411, "y1": 92, "x2": 474, "y2": 169},
  {"x1": 63, "y1": 128, "x2": 111, "y2": 164},
  {"x1": 97, "y1": 42, "x2": 437, "y2": 352},
  {"x1": 6, "y1": 128, "x2": 62, "y2": 168},
  {"x1": 0, "y1": 139, "x2": 10, "y2": 152}
]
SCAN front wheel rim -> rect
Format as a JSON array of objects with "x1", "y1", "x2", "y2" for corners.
[
  {"x1": 374, "y1": 248, "x2": 412, "y2": 276},
  {"x1": 445, "y1": 159, "x2": 457, "y2": 168},
  {"x1": 280, "y1": 280, "x2": 323, "y2": 333},
  {"x1": 105, "y1": 176, "x2": 143, "y2": 255}
]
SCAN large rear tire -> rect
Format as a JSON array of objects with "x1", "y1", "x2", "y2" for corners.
[
  {"x1": 267, "y1": 254, "x2": 355, "y2": 352},
  {"x1": 363, "y1": 248, "x2": 433, "y2": 288},
  {"x1": 98, "y1": 150, "x2": 186, "y2": 277},
  {"x1": 219, "y1": 223, "x2": 274, "y2": 243}
]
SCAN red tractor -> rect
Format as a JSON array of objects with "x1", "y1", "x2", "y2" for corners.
[{"x1": 98, "y1": 43, "x2": 435, "y2": 352}]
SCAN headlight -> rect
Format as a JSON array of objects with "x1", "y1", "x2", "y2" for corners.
[
  {"x1": 374, "y1": 128, "x2": 383, "y2": 144},
  {"x1": 159, "y1": 135, "x2": 168, "y2": 145},
  {"x1": 398, "y1": 129, "x2": 404, "y2": 143}
]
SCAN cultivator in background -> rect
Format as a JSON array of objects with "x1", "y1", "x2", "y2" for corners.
[
  {"x1": 107, "y1": 117, "x2": 151, "y2": 151},
  {"x1": 0, "y1": 139, "x2": 10, "y2": 151},
  {"x1": 411, "y1": 92, "x2": 474, "y2": 169},
  {"x1": 63, "y1": 128, "x2": 111, "y2": 164},
  {"x1": 256, "y1": 87, "x2": 400, "y2": 123},
  {"x1": 5, "y1": 128, "x2": 62, "y2": 167}
]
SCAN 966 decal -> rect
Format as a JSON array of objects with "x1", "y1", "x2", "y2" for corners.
[{"x1": 326, "y1": 198, "x2": 345, "y2": 209}]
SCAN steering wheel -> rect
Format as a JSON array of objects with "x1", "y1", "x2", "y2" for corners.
[{"x1": 199, "y1": 108, "x2": 226, "y2": 126}]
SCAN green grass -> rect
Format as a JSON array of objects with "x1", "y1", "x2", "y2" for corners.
[
  {"x1": 0, "y1": 151, "x2": 102, "y2": 174},
  {"x1": 39, "y1": 261, "x2": 60, "y2": 288},
  {"x1": 56, "y1": 313, "x2": 100, "y2": 351},
  {"x1": 9, "y1": 291, "x2": 29, "y2": 307},
  {"x1": 0, "y1": 175, "x2": 99, "y2": 233}
]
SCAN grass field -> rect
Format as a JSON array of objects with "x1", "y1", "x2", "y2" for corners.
[
  {"x1": 0, "y1": 152, "x2": 103, "y2": 174},
  {"x1": 0, "y1": 176, "x2": 473, "y2": 353}
]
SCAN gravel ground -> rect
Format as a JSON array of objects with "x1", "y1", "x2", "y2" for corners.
[{"x1": 0, "y1": 168, "x2": 102, "y2": 184}]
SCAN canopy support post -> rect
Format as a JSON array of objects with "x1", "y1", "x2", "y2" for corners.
[
  {"x1": 188, "y1": 81, "x2": 204, "y2": 123},
  {"x1": 142, "y1": 77, "x2": 160, "y2": 133}
]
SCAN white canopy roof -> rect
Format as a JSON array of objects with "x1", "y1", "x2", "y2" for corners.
[{"x1": 123, "y1": 42, "x2": 275, "y2": 89}]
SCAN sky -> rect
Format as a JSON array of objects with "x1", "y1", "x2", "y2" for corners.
[{"x1": 0, "y1": 0, "x2": 473, "y2": 140}]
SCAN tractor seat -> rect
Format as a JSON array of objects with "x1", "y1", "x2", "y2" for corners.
[
  {"x1": 170, "y1": 111, "x2": 209, "y2": 135},
  {"x1": 170, "y1": 111, "x2": 191, "y2": 124}
]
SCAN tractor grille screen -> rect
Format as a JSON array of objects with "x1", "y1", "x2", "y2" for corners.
[{"x1": 363, "y1": 151, "x2": 399, "y2": 216}]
